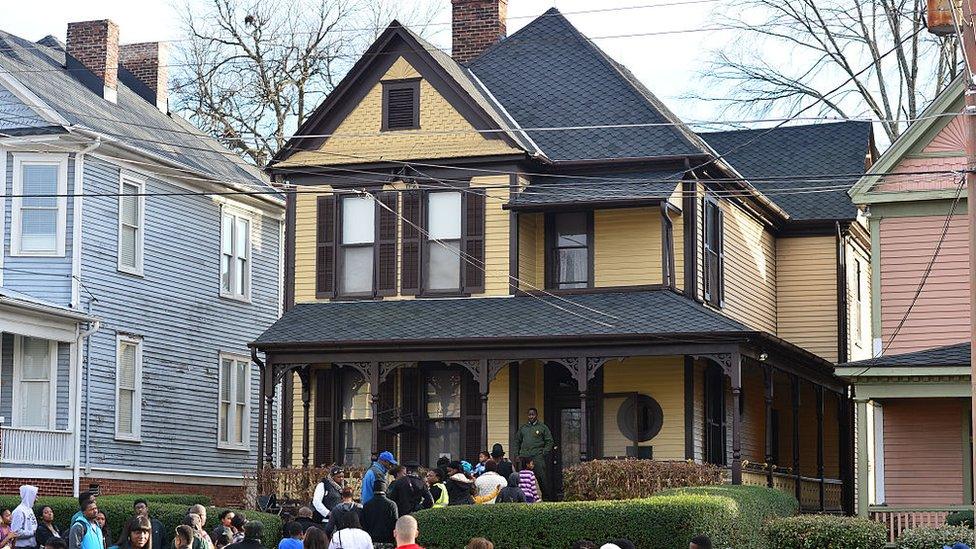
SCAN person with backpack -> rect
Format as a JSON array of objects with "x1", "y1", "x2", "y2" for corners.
[
  {"x1": 387, "y1": 462, "x2": 432, "y2": 515},
  {"x1": 68, "y1": 495, "x2": 103, "y2": 549}
]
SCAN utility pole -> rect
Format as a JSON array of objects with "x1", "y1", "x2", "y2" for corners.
[{"x1": 927, "y1": 0, "x2": 976, "y2": 516}]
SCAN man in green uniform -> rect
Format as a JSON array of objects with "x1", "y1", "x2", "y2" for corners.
[{"x1": 513, "y1": 407, "x2": 554, "y2": 499}]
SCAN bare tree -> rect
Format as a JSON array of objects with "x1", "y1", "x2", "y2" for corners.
[
  {"x1": 172, "y1": 0, "x2": 444, "y2": 166},
  {"x1": 696, "y1": 0, "x2": 959, "y2": 141}
]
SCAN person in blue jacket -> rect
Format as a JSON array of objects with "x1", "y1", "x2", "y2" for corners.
[{"x1": 360, "y1": 451, "x2": 397, "y2": 505}]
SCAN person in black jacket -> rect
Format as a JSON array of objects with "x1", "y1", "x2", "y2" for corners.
[
  {"x1": 361, "y1": 483, "x2": 397, "y2": 544},
  {"x1": 326, "y1": 488, "x2": 363, "y2": 537},
  {"x1": 386, "y1": 461, "x2": 433, "y2": 515},
  {"x1": 496, "y1": 472, "x2": 526, "y2": 504},
  {"x1": 445, "y1": 463, "x2": 475, "y2": 506},
  {"x1": 490, "y1": 444, "x2": 514, "y2": 480},
  {"x1": 311, "y1": 467, "x2": 344, "y2": 526},
  {"x1": 131, "y1": 502, "x2": 165, "y2": 549}
]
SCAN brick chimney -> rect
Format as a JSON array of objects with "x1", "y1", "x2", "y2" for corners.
[
  {"x1": 120, "y1": 42, "x2": 169, "y2": 112},
  {"x1": 452, "y1": 0, "x2": 507, "y2": 64},
  {"x1": 66, "y1": 20, "x2": 119, "y2": 103}
]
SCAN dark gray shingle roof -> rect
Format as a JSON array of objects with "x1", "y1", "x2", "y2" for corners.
[
  {"x1": 468, "y1": 8, "x2": 705, "y2": 162},
  {"x1": 0, "y1": 30, "x2": 273, "y2": 193},
  {"x1": 254, "y1": 289, "x2": 750, "y2": 346},
  {"x1": 510, "y1": 167, "x2": 683, "y2": 208},
  {"x1": 840, "y1": 342, "x2": 970, "y2": 368},
  {"x1": 702, "y1": 122, "x2": 871, "y2": 220}
]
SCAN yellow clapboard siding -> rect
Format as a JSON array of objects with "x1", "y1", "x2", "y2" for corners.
[
  {"x1": 279, "y1": 57, "x2": 520, "y2": 167},
  {"x1": 518, "y1": 213, "x2": 540, "y2": 289},
  {"x1": 776, "y1": 236, "x2": 838, "y2": 362},
  {"x1": 487, "y1": 366, "x2": 510, "y2": 450},
  {"x1": 472, "y1": 175, "x2": 511, "y2": 296},
  {"x1": 594, "y1": 208, "x2": 663, "y2": 287},
  {"x1": 295, "y1": 185, "x2": 333, "y2": 303},
  {"x1": 601, "y1": 356, "x2": 685, "y2": 460},
  {"x1": 720, "y1": 200, "x2": 777, "y2": 333},
  {"x1": 518, "y1": 360, "x2": 544, "y2": 422}
]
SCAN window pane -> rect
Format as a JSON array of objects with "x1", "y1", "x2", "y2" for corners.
[
  {"x1": 341, "y1": 197, "x2": 375, "y2": 245},
  {"x1": 21, "y1": 209, "x2": 57, "y2": 251},
  {"x1": 427, "y1": 192, "x2": 461, "y2": 239},
  {"x1": 426, "y1": 419, "x2": 460, "y2": 467},
  {"x1": 20, "y1": 381, "x2": 50, "y2": 428},
  {"x1": 235, "y1": 403, "x2": 246, "y2": 443},
  {"x1": 558, "y1": 248, "x2": 588, "y2": 285},
  {"x1": 427, "y1": 241, "x2": 460, "y2": 291},
  {"x1": 121, "y1": 186, "x2": 140, "y2": 226},
  {"x1": 555, "y1": 212, "x2": 587, "y2": 246},
  {"x1": 220, "y1": 402, "x2": 230, "y2": 442},
  {"x1": 221, "y1": 254, "x2": 233, "y2": 292},
  {"x1": 235, "y1": 361, "x2": 248, "y2": 404},
  {"x1": 221, "y1": 359, "x2": 233, "y2": 401},
  {"x1": 221, "y1": 214, "x2": 233, "y2": 254},
  {"x1": 22, "y1": 338, "x2": 51, "y2": 380},
  {"x1": 340, "y1": 422, "x2": 372, "y2": 467},
  {"x1": 22, "y1": 164, "x2": 58, "y2": 208},
  {"x1": 120, "y1": 226, "x2": 137, "y2": 268},
  {"x1": 340, "y1": 247, "x2": 373, "y2": 294},
  {"x1": 236, "y1": 218, "x2": 248, "y2": 258},
  {"x1": 340, "y1": 373, "x2": 372, "y2": 420},
  {"x1": 237, "y1": 257, "x2": 247, "y2": 294},
  {"x1": 425, "y1": 370, "x2": 461, "y2": 419},
  {"x1": 118, "y1": 388, "x2": 133, "y2": 434},
  {"x1": 118, "y1": 343, "x2": 136, "y2": 389}
]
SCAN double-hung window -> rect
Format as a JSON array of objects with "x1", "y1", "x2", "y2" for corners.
[
  {"x1": 425, "y1": 369, "x2": 461, "y2": 466},
  {"x1": 11, "y1": 154, "x2": 68, "y2": 256},
  {"x1": 338, "y1": 371, "x2": 372, "y2": 466},
  {"x1": 703, "y1": 196, "x2": 725, "y2": 307},
  {"x1": 115, "y1": 335, "x2": 143, "y2": 440},
  {"x1": 852, "y1": 259, "x2": 863, "y2": 344},
  {"x1": 12, "y1": 336, "x2": 57, "y2": 429},
  {"x1": 118, "y1": 176, "x2": 145, "y2": 275},
  {"x1": 546, "y1": 212, "x2": 592, "y2": 289},
  {"x1": 339, "y1": 196, "x2": 375, "y2": 296},
  {"x1": 220, "y1": 209, "x2": 251, "y2": 300},
  {"x1": 218, "y1": 354, "x2": 251, "y2": 449},
  {"x1": 426, "y1": 191, "x2": 462, "y2": 292}
]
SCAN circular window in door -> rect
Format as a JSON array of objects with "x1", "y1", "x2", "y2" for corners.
[{"x1": 617, "y1": 394, "x2": 664, "y2": 442}]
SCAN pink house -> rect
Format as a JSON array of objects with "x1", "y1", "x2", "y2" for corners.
[{"x1": 840, "y1": 75, "x2": 972, "y2": 543}]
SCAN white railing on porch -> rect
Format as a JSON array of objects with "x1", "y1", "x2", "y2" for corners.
[
  {"x1": 869, "y1": 506, "x2": 968, "y2": 545},
  {"x1": 0, "y1": 426, "x2": 73, "y2": 466}
]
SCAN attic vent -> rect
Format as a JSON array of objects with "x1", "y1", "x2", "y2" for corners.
[{"x1": 382, "y1": 79, "x2": 420, "y2": 131}]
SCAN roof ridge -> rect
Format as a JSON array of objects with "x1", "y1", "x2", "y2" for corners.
[{"x1": 469, "y1": 7, "x2": 580, "y2": 65}]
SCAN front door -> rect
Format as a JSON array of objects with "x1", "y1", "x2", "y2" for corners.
[{"x1": 544, "y1": 363, "x2": 601, "y2": 500}]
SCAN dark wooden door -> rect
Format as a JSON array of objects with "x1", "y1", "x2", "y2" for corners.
[{"x1": 544, "y1": 364, "x2": 601, "y2": 500}]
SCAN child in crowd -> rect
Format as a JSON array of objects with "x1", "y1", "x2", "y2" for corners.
[
  {"x1": 472, "y1": 452, "x2": 490, "y2": 477},
  {"x1": 277, "y1": 522, "x2": 303, "y2": 549},
  {"x1": 496, "y1": 473, "x2": 526, "y2": 504},
  {"x1": 517, "y1": 457, "x2": 541, "y2": 503}
]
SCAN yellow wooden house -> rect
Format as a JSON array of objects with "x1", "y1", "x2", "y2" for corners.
[{"x1": 251, "y1": 1, "x2": 876, "y2": 513}]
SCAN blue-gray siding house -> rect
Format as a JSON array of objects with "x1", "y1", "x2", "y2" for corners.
[{"x1": 0, "y1": 21, "x2": 283, "y2": 501}]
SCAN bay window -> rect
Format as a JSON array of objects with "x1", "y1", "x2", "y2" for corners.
[
  {"x1": 340, "y1": 196, "x2": 375, "y2": 296},
  {"x1": 546, "y1": 212, "x2": 592, "y2": 289},
  {"x1": 339, "y1": 371, "x2": 372, "y2": 466},
  {"x1": 425, "y1": 191, "x2": 462, "y2": 292},
  {"x1": 11, "y1": 154, "x2": 68, "y2": 256},
  {"x1": 425, "y1": 369, "x2": 461, "y2": 466}
]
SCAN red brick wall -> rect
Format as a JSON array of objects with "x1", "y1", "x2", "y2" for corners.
[
  {"x1": 452, "y1": 0, "x2": 507, "y2": 63},
  {"x1": 66, "y1": 20, "x2": 119, "y2": 90},
  {"x1": 0, "y1": 478, "x2": 73, "y2": 497},
  {"x1": 81, "y1": 478, "x2": 247, "y2": 507},
  {"x1": 120, "y1": 42, "x2": 168, "y2": 108}
]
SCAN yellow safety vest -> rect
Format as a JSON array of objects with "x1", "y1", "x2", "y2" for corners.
[{"x1": 433, "y1": 482, "x2": 448, "y2": 508}]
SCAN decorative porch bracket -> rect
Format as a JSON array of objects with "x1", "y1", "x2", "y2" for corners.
[
  {"x1": 259, "y1": 361, "x2": 310, "y2": 469},
  {"x1": 448, "y1": 359, "x2": 511, "y2": 451},
  {"x1": 543, "y1": 356, "x2": 624, "y2": 462},
  {"x1": 693, "y1": 351, "x2": 743, "y2": 485}
]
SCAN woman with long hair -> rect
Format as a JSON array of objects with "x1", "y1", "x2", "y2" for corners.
[
  {"x1": 302, "y1": 527, "x2": 328, "y2": 549},
  {"x1": 109, "y1": 517, "x2": 151, "y2": 549},
  {"x1": 35, "y1": 507, "x2": 60, "y2": 549}
]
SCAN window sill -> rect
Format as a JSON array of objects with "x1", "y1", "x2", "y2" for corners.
[
  {"x1": 115, "y1": 434, "x2": 141, "y2": 443},
  {"x1": 217, "y1": 442, "x2": 250, "y2": 452},
  {"x1": 117, "y1": 265, "x2": 144, "y2": 277},
  {"x1": 11, "y1": 249, "x2": 65, "y2": 258},
  {"x1": 219, "y1": 292, "x2": 252, "y2": 304}
]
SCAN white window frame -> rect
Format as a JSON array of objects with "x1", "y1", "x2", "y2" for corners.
[
  {"x1": 10, "y1": 153, "x2": 69, "y2": 257},
  {"x1": 217, "y1": 352, "x2": 252, "y2": 450},
  {"x1": 114, "y1": 334, "x2": 143, "y2": 441},
  {"x1": 11, "y1": 335, "x2": 58, "y2": 430},
  {"x1": 852, "y1": 258, "x2": 863, "y2": 346},
  {"x1": 220, "y1": 207, "x2": 252, "y2": 302},
  {"x1": 117, "y1": 174, "x2": 146, "y2": 276}
]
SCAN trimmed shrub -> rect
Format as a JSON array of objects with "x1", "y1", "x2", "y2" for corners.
[
  {"x1": 897, "y1": 525, "x2": 976, "y2": 549},
  {"x1": 414, "y1": 485, "x2": 794, "y2": 549},
  {"x1": 562, "y1": 459, "x2": 723, "y2": 501},
  {"x1": 947, "y1": 510, "x2": 974, "y2": 528},
  {"x1": 765, "y1": 515, "x2": 886, "y2": 549},
  {"x1": 659, "y1": 485, "x2": 798, "y2": 548}
]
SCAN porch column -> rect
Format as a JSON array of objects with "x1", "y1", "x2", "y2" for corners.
[
  {"x1": 479, "y1": 358, "x2": 489, "y2": 453},
  {"x1": 791, "y1": 374, "x2": 800, "y2": 503},
  {"x1": 299, "y1": 366, "x2": 312, "y2": 468},
  {"x1": 369, "y1": 361, "x2": 380, "y2": 457},
  {"x1": 839, "y1": 394, "x2": 854, "y2": 515},
  {"x1": 816, "y1": 386, "x2": 825, "y2": 512},
  {"x1": 257, "y1": 360, "x2": 267, "y2": 473},
  {"x1": 855, "y1": 397, "x2": 870, "y2": 517},
  {"x1": 578, "y1": 356, "x2": 590, "y2": 462},
  {"x1": 730, "y1": 353, "x2": 742, "y2": 485},
  {"x1": 763, "y1": 365, "x2": 774, "y2": 488}
]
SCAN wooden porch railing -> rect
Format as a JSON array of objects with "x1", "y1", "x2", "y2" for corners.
[
  {"x1": 741, "y1": 468, "x2": 843, "y2": 512},
  {"x1": 0, "y1": 426, "x2": 73, "y2": 466},
  {"x1": 869, "y1": 506, "x2": 968, "y2": 545}
]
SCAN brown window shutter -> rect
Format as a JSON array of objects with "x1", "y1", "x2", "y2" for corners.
[
  {"x1": 375, "y1": 191, "x2": 399, "y2": 296},
  {"x1": 377, "y1": 373, "x2": 397, "y2": 451},
  {"x1": 462, "y1": 190, "x2": 486, "y2": 294},
  {"x1": 461, "y1": 369, "x2": 483, "y2": 459},
  {"x1": 399, "y1": 368, "x2": 420, "y2": 463},
  {"x1": 401, "y1": 190, "x2": 422, "y2": 294},
  {"x1": 316, "y1": 195, "x2": 337, "y2": 298},
  {"x1": 313, "y1": 369, "x2": 335, "y2": 467}
]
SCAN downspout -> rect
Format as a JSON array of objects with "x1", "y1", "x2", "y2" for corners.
[
  {"x1": 73, "y1": 308, "x2": 100, "y2": 496},
  {"x1": 836, "y1": 222, "x2": 849, "y2": 364}
]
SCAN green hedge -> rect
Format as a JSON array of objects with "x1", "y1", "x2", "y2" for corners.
[
  {"x1": 947, "y1": 510, "x2": 974, "y2": 528},
  {"x1": 0, "y1": 495, "x2": 279, "y2": 549},
  {"x1": 413, "y1": 485, "x2": 795, "y2": 549},
  {"x1": 562, "y1": 459, "x2": 724, "y2": 501},
  {"x1": 659, "y1": 485, "x2": 799, "y2": 548},
  {"x1": 764, "y1": 515, "x2": 886, "y2": 549},
  {"x1": 896, "y1": 525, "x2": 976, "y2": 549}
]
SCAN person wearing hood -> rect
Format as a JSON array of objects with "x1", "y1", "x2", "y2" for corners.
[
  {"x1": 445, "y1": 464, "x2": 475, "y2": 506},
  {"x1": 9, "y1": 486, "x2": 37, "y2": 549},
  {"x1": 311, "y1": 467, "x2": 344, "y2": 526},
  {"x1": 495, "y1": 473, "x2": 526, "y2": 504}
]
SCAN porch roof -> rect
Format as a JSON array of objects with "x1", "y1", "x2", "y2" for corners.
[
  {"x1": 506, "y1": 167, "x2": 683, "y2": 210},
  {"x1": 840, "y1": 341, "x2": 969, "y2": 369},
  {"x1": 255, "y1": 289, "x2": 750, "y2": 347}
]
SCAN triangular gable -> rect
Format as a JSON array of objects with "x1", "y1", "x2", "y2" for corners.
[
  {"x1": 270, "y1": 22, "x2": 529, "y2": 169},
  {"x1": 850, "y1": 76, "x2": 965, "y2": 204}
]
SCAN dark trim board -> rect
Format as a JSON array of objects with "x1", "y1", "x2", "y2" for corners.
[
  {"x1": 284, "y1": 191, "x2": 297, "y2": 311},
  {"x1": 505, "y1": 198, "x2": 665, "y2": 212}
]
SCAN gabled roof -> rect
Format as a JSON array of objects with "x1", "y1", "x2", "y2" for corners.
[
  {"x1": 270, "y1": 21, "x2": 533, "y2": 167},
  {"x1": 468, "y1": 8, "x2": 709, "y2": 162},
  {"x1": 702, "y1": 121, "x2": 872, "y2": 221},
  {"x1": 0, "y1": 29, "x2": 275, "y2": 198},
  {"x1": 839, "y1": 341, "x2": 969, "y2": 368},
  {"x1": 849, "y1": 75, "x2": 965, "y2": 204}
]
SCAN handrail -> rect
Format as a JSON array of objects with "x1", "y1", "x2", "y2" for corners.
[{"x1": 0, "y1": 426, "x2": 72, "y2": 433}]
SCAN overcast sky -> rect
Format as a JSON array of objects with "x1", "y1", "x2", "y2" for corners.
[{"x1": 2, "y1": 0, "x2": 735, "y2": 122}]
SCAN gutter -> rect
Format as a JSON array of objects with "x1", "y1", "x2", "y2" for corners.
[
  {"x1": 72, "y1": 138, "x2": 101, "y2": 308},
  {"x1": 74, "y1": 305, "x2": 100, "y2": 496}
]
